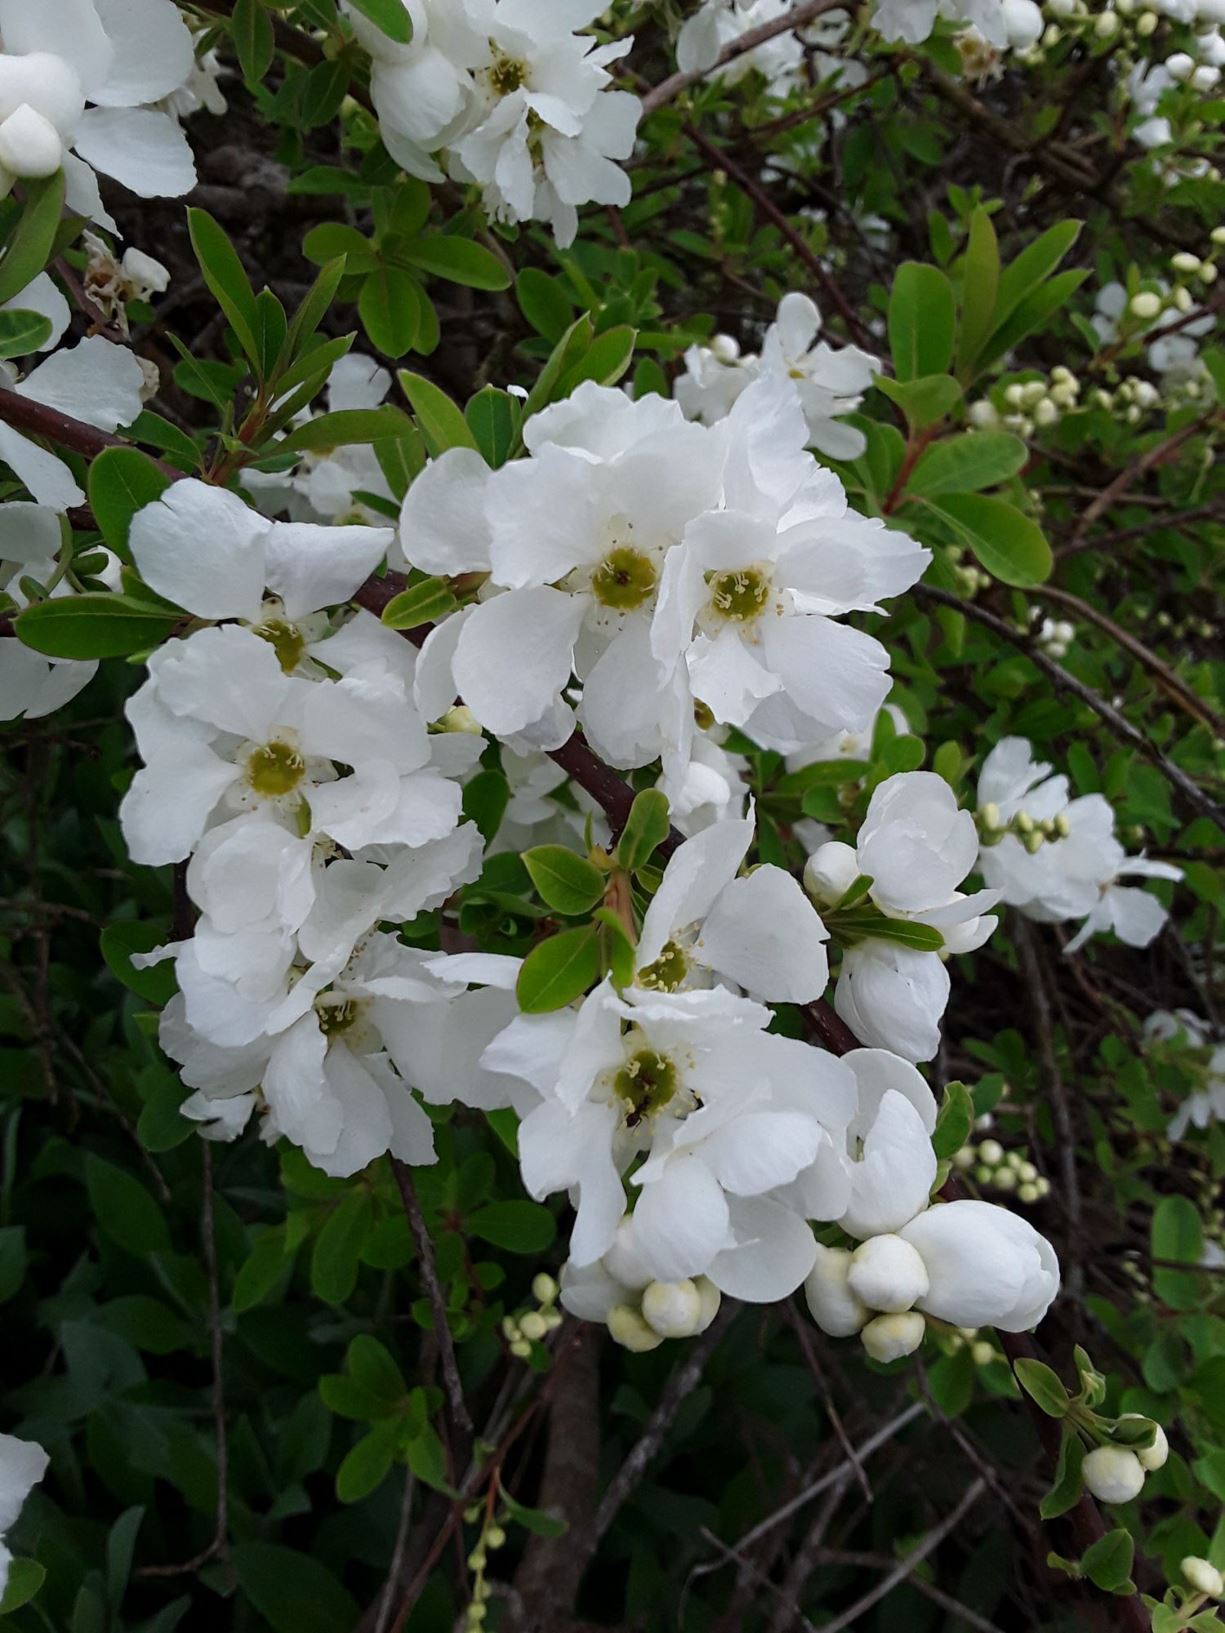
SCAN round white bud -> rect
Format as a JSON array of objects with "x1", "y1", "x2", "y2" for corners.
[
  {"x1": 518, "y1": 1311, "x2": 547, "y2": 1342},
  {"x1": 1172, "y1": 251, "x2": 1203, "y2": 274},
  {"x1": 1211, "y1": 225, "x2": 1225, "y2": 244},
  {"x1": 1166, "y1": 51, "x2": 1196, "y2": 81},
  {"x1": 1004, "y1": 382, "x2": 1027, "y2": 407},
  {"x1": 0, "y1": 105, "x2": 64, "y2": 178},
  {"x1": 970, "y1": 1339, "x2": 996, "y2": 1366},
  {"x1": 847, "y1": 1235, "x2": 930, "y2": 1314},
  {"x1": 604, "y1": 1217, "x2": 652, "y2": 1291},
  {"x1": 1182, "y1": 1557, "x2": 1225, "y2": 1598},
  {"x1": 804, "y1": 1244, "x2": 868, "y2": 1337},
  {"x1": 1137, "y1": 10, "x2": 1159, "y2": 34},
  {"x1": 1119, "y1": 1415, "x2": 1169, "y2": 1470},
  {"x1": 1192, "y1": 64, "x2": 1222, "y2": 90},
  {"x1": 860, "y1": 1311, "x2": 926, "y2": 1364},
  {"x1": 532, "y1": 1272, "x2": 558, "y2": 1306},
  {"x1": 1095, "y1": 9, "x2": 1120, "y2": 35},
  {"x1": 803, "y1": 840, "x2": 860, "y2": 907},
  {"x1": 968, "y1": 398, "x2": 999, "y2": 427},
  {"x1": 641, "y1": 1279, "x2": 703, "y2": 1340},
  {"x1": 1200, "y1": 260, "x2": 1220, "y2": 283},
  {"x1": 607, "y1": 1304, "x2": 664, "y2": 1353},
  {"x1": 1198, "y1": 0, "x2": 1225, "y2": 23},
  {"x1": 1034, "y1": 397, "x2": 1059, "y2": 427},
  {"x1": 710, "y1": 334, "x2": 740, "y2": 364},
  {"x1": 1130, "y1": 291, "x2": 1163, "y2": 320},
  {"x1": 1082, "y1": 1445, "x2": 1146, "y2": 1504},
  {"x1": 979, "y1": 1138, "x2": 1004, "y2": 1166},
  {"x1": 1017, "y1": 1182, "x2": 1040, "y2": 1203}
]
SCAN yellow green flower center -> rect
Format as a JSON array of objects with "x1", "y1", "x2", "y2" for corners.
[
  {"x1": 636, "y1": 940, "x2": 690, "y2": 993},
  {"x1": 316, "y1": 996, "x2": 363, "y2": 1038},
  {"x1": 708, "y1": 566, "x2": 771, "y2": 624},
  {"x1": 613, "y1": 1046, "x2": 679, "y2": 1123},
  {"x1": 489, "y1": 53, "x2": 527, "y2": 94},
  {"x1": 247, "y1": 739, "x2": 306, "y2": 798},
  {"x1": 591, "y1": 546, "x2": 658, "y2": 612},
  {"x1": 253, "y1": 618, "x2": 305, "y2": 674}
]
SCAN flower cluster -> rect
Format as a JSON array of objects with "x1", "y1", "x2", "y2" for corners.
[
  {"x1": 871, "y1": 0, "x2": 1044, "y2": 48},
  {"x1": 1143, "y1": 1009, "x2": 1225, "y2": 1138},
  {"x1": 343, "y1": 0, "x2": 639, "y2": 246},
  {"x1": 0, "y1": 0, "x2": 203, "y2": 226},
  {"x1": 674, "y1": 291, "x2": 879, "y2": 459},
  {"x1": 976, "y1": 738, "x2": 1181, "y2": 954}
]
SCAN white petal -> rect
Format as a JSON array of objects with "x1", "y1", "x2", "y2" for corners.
[
  {"x1": 0, "y1": 423, "x2": 81, "y2": 508},
  {"x1": 637, "y1": 814, "x2": 753, "y2": 966},
  {"x1": 119, "y1": 748, "x2": 239, "y2": 865},
  {"x1": 92, "y1": 0, "x2": 194, "y2": 105},
  {"x1": 632, "y1": 1156, "x2": 730, "y2": 1282},
  {"x1": 709, "y1": 1197, "x2": 818, "y2": 1302},
  {"x1": 62, "y1": 150, "x2": 116, "y2": 231},
  {"x1": 452, "y1": 587, "x2": 585, "y2": 738},
  {"x1": 0, "y1": 1432, "x2": 50, "y2": 1533},
  {"x1": 263, "y1": 521, "x2": 391, "y2": 619},
  {"x1": 130, "y1": 480, "x2": 268, "y2": 622},
  {"x1": 698, "y1": 1110, "x2": 823, "y2": 1196},
  {"x1": 840, "y1": 1090, "x2": 938, "y2": 1239},
  {"x1": 760, "y1": 614, "x2": 890, "y2": 735},
  {"x1": 400, "y1": 448, "x2": 493, "y2": 575},
  {"x1": 699, "y1": 865, "x2": 829, "y2": 1003},
  {"x1": 0, "y1": 0, "x2": 114, "y2": 97},
  {"x1": 74, "y1": 107, "x2": 196, "y2": 199},
  {"x1": 3, "y1": 272, "x2": 71, "y2": 351},
  {"x1": 19, "y1": 336, "x2": 144, "y2": 432},
  {"x1": 263, "y1": 1015, "x2": 341, "y2": 1156}
]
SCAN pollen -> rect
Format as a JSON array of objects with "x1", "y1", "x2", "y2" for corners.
[
  {"x1": 637, "y1": 940, "x2": 690, "y2": 993},
  {"x1": 614, "y1": 1046, "x2": 679, "y2": 1122},
  {"x1": 246, "y1": 739, "x2": 306, "y2": 797},
  {"x1": 315, "y1": 995, "x2": 363, "y2": 1038},
  {"x1": 488, "y1": 53, "x2": 527, "y2": 95},
  {"x1": 591, "y1": 545, "x2": 659, "y2": 611},
  {"x1": 252, "y1": 617, "x2": 305, "y2": 674},
  {"x1": 708, "y1": 565, "x2": 771, "y2": 623}
]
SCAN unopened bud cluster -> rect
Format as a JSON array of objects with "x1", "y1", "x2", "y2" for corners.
[
  {"x1": 977, "y1": 799, "x2": 1071, "y2": 858},
  {"x1": 805, "y1": 1238, "x2": 931, "y2": 1364},
  {"x1": 946, "y1": 1325, "x2": 1005, "y2": 1367},
  {"x1": 952, "y1": 1134, "x2": 1052, "y2": 1203},
  {"x1": 461, "y1": 1506, "x2": 510, "y2": 1630},
  {"x1": 970, "y1": 366, "x2": 1082, "y2": 437},
  {"x1": 608, "y1": 1274, "x2": 722, "y2": 1352},
  {"x1": 502, "y1": 1273, "x2": 563, "y2": 1359},
  {"x1": 1082, "y1": 1415, "x2": 1169, "y2": 1503}
]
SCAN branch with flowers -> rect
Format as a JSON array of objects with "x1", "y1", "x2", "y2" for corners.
[{"x1": 0, "y1": 2, "x2": 1221, "y2": 1631}]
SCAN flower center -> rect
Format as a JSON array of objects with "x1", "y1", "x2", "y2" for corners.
[
  {"x1": 489, "y1": 52, "x2": 527, "y2": 95},
  {"x1": 253, "y1": 617, "x2": 305, "y2": 674},
  {"x1": 315, "y1": 994, "x2": 364, "y2": 1039},
  {"x1": 591, "y1": 545, "x2": 658, "y2": 611},
  {"x1": 246, "y1": 739, "x2": 306, "y2": 797},
  {"x1": 707, "y1": 565, "x2": 771, "y2": 624},
  {"x1": 613, "y1": 1046, "x2": 679, "y2": 1123},
  {"x1": 636, "y1": 940, "x2": 690, "y2": 993}
]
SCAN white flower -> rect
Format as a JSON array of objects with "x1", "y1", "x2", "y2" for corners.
[
  {"x1": 846, "y1": 1233, "x2": 930, "y2": 1312},
  {"x1": 1082, "y1": 1445, "x2": 1145, "y2": 1505},
  {"x1": 897, "y1": 1198, "x2": 1060, "y2": 1330},
  {"x1": 485, "y1": 980, "x2": 853, "y2": 1294},
  {"x1": 0, "y1": 1432, "x2": 49, "y2": 1601},
  {"x1": 804, "y1": 1244, "x2": 868, "y2": 1336},
  {"x1": 871, "y1": 0, "x2": 1015, "y2": 46},
  {"x1": 676, "y1": 0, "x2": 807, "y2": 93},
  {"x1": 0, "y1": 336, "x2": 144, "y2": 508},
  {"x1": 633, "y1": 812, "x2": 829, "y2": 1004},
  {"x1": 120, "y1": 623, "x2": 462, "y2": 867},
  {"x1": 831, "y1": 1048, "x2": 938, "y2": 1237},
  {"x1": 674, "y1": 334, "x2": 758, "y2": 426},
  {"x1": 0, "y1": 0, "x2": 198, "y2": 226},
  {"x1": 759, "y1": 293, "x2": 879, "y2": 460},
  {"x1": 834, "y1": 941, "x2": 952, "y2": 1062},
  {"x1": 860, "y1": 1309, "x2": 925, "y2": 1362}
]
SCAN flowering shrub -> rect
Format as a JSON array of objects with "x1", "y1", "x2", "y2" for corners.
[{"x1": 0, "y1": 1, "x2": 1221, "y2": 1630}]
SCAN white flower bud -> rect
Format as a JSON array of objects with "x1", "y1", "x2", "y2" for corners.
[
  {"x1": 1166, "y1": 51, "x2": 1196, "y2": 81},
  {"x1": 532, "y1": 1272, "x2": 558, "y2": 1306},
  {"x1": 1192, "y1": 65, "x2": 1222, "y2": 90},
  {"x1": 693, "y1": 1276, "x2": 721, "y2": 1334},
  {"x1": 1172, "y1": 251, "x2": 1203, "y2": 274},
  {"x1": 1082, "y1": 1445, "x2": 1146, "y2": 1503},
  {"x1": 1211, "y1": 225, "x2": 1225, "y2": 245},
  {"x1": 607, "y1": 1304, "x2": 664, "y2": 1352},
  {"x1": 641, "y1": 1278, "x2": 703, "y2": 1339},
  {"x1": 967, "y1": 398, "x2": 999, "y2": 427},
  {"x1": 803, "y1": 840, "x2": 859, "y2": 907},
  {"x1": 804, "y1": 1244, "x2": 868, "y2": 1337},
  {"x1": 0, "y1": 105, "x2": 64, "y2": 178},
  {"x1": 710, "y1": 334, "x2": 740, "y2": 364},
  {"x1": 1129, "y1": 291, "x2": 1163, "y2": 319},
  {"x1": 519, "y1": 1310, "x2": 547, "y2": 1341},
  {"x1": 1137, "y1": 11, "x2": 1159, "y2": 35},
  {"x1": 604, "y1": 1216, "x2": 652, "y2": 1291},
  {"x1": 1200, "y1": 260, "x2": 1220, "y2": 283},
  {"x1": 970, "y1": 1339, "x2": 996, "y2": 1366},
  {"x1": 979, "y1": 1138, "x2": 1004, "y2": 1166},
  {"x1": 1021, "y1": 379, "x2": 1047, "y2": 408},
  {"x1": 847, "y1": 1234, "x2": 930, "y2": 1314},
  {"x1": 440, "y1": 704, "x2": 483, "y2": 734},
  {"x1": 1004, "y1": 382, "x2": 1027, "y2": 407},
  {"x1": 1095, "y1": 8, "x2": 1120, "y2": 35},
  {"x1": 1182, "y1": 1557, "x2": 1225, "y2": 1598},
  {"x1": 1198, "y1": 0, "x2": 1225, "y2": 23},
  {"x1": 860, "y1": 1310, "x2": 926, "y2": 1363},
  {"x1": 1033, "y1": 397, "x2": 1059, "y2": 427},
  {"x1": 1119, "y1": 1415, "x2": 1169, "y2": 1470},
  {"x1": 1017, "y1": 1182, "x2": 1039, "y2": 1203},
  {"x1": 0, "y1": 51, "x2": 84, "y2": 137}
]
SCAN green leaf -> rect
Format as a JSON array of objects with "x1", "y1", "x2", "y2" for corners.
[
  {"x1": 347, "y1": 1335, "x2": 406, "y2": 1408},
  {"x1": 14, "y1": 594, "x2": 181, "y2": 659},
  {"x1": 231, "y1": 0, "x2": 275, "y2": 83},
  {"x1": 283, "y1": 258, "x2": 347, "y2": 367},
  {"x1": 1152, "y1": 1195, "x2": 1204, "y2": 1311},
  {"x1": 981, "y1": 267, "x2": 1089, "y2": 366},
  {"x1": 468, "y1": 1200, "x2": 556, "y2": 1253},
  {"x1": 347, "y1": 0, "x2": 414, "y2": 41},
  {"x1": 398, "y1": 370, "x2": 479, "y2": 454},
  {"x1": 517, "y1": 268, "x2": 574, "y2": 342},
  {"x1": 98, "y1": 1297, "x2": 186, "y2": 1355},
  {"x1": 0, "y1": 307, "x2": 51, "y2": 360},
  {"x1": 1040, "y1": 1429, "x2": 1085, "y2": 1519},
  {"x1": 956, "y1": 206, "x2": 1000, "y2": 376},
  {"x1": 927, "y1": 494, "x2": 1052, "y2": 587},
  {"x1": 302, "y1": 222, "x2": 379, "y2": 274},
  {"x1": 615, "y1": 789, "x2": 672, "y2": 872},
  {"x1": 520, "y1": 315, "x2": 594, "y2": 424},
  {"x1": 310, "y1": 1192, "x2": 372, "y2": 1305},
  {"x1": 875, "y1": 372, "x2": 962, "y2": 431},
  {"x1": 88, "y1": 447, "x2": 171, "y2": 563},
  {"x1": 84, "y1": 1155, "x2": 170, "y2": 1256},
  {"x1": 336, "y1": 1428, "x2": 394, "y2": 1503},
  {"x1": 992, "y1": 219, "x2": 1082, "y2": 333},
  {"x1": 360, "y1": 265, "x2": 424, "y2": 358},
  {"x1": 380, "y1": 575, "x2": 458, "y2": 630},
  {"x1": 281, "y1": 406, "x2": 412, "y2": 453},
  {"x1": 1014, "y1": 1357, "x2": 1069, "y2": 1418},
  {"x1": 100, "y1": 921, "x2": 175, "y2": 1005},
  {"x1": 0, "y1": 172, "x2": 66, "y2": 305},
  {"x1": 1081, "y1": 1528, "x2": 1135, "y2": 1594},
  {"x1": 594, "y1": 905, "x2": 635, "y2": 988},
  {"x1": 559, "y1": 325, "x2": 637, "y2": 393},
  {"x1": 0, "y1": 1558, "x2": 46, "y2": 1614},
  {"x1": 301, "y1": 58, "x2": 351, "y2": 128},
  {"x1": 516, "y1": 925, "x2": 600, "y2": 1013},
  {"x1": 465, "y1": 387, "x2": 517, "y2": 467},
  {"x1": 462, "y1": 769, "x2": 509, "y2": 844},
  {"x1": 932, "y1": 1080, "x2": 974, "y2": 1160},
  {"x1": 233, "y1": 1226, "x2": 292, "y2": 1314},
  {"x1": 888, "y1": 263, "x2": 956, "y2": 382},
  {"x1": 400, "y1": 235, "x2": 510, "y2": 290},
  {"x1": 499, "y1": 1480, "x2": 568, "y2": 1538},
  {"x1": 187, "y1": 208, "x2": 262, "y2": 370},
  {"x1": 907, "y1": 431, "x2": 1027, "y2": 498},
  {"x1": 231, "y1": 1545, "x2": 361, "y2": 1633},
  {"x1": 106, "y1": 1507, "x2": 145, "y2": 1610},
  {"x1": 522, "y1": 846, "x2": 606, "y2": 916}
]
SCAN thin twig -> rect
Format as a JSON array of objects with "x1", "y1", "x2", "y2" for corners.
[{"x1": 390, "y1": 1157, "x2": 474, "y2": 1438}]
